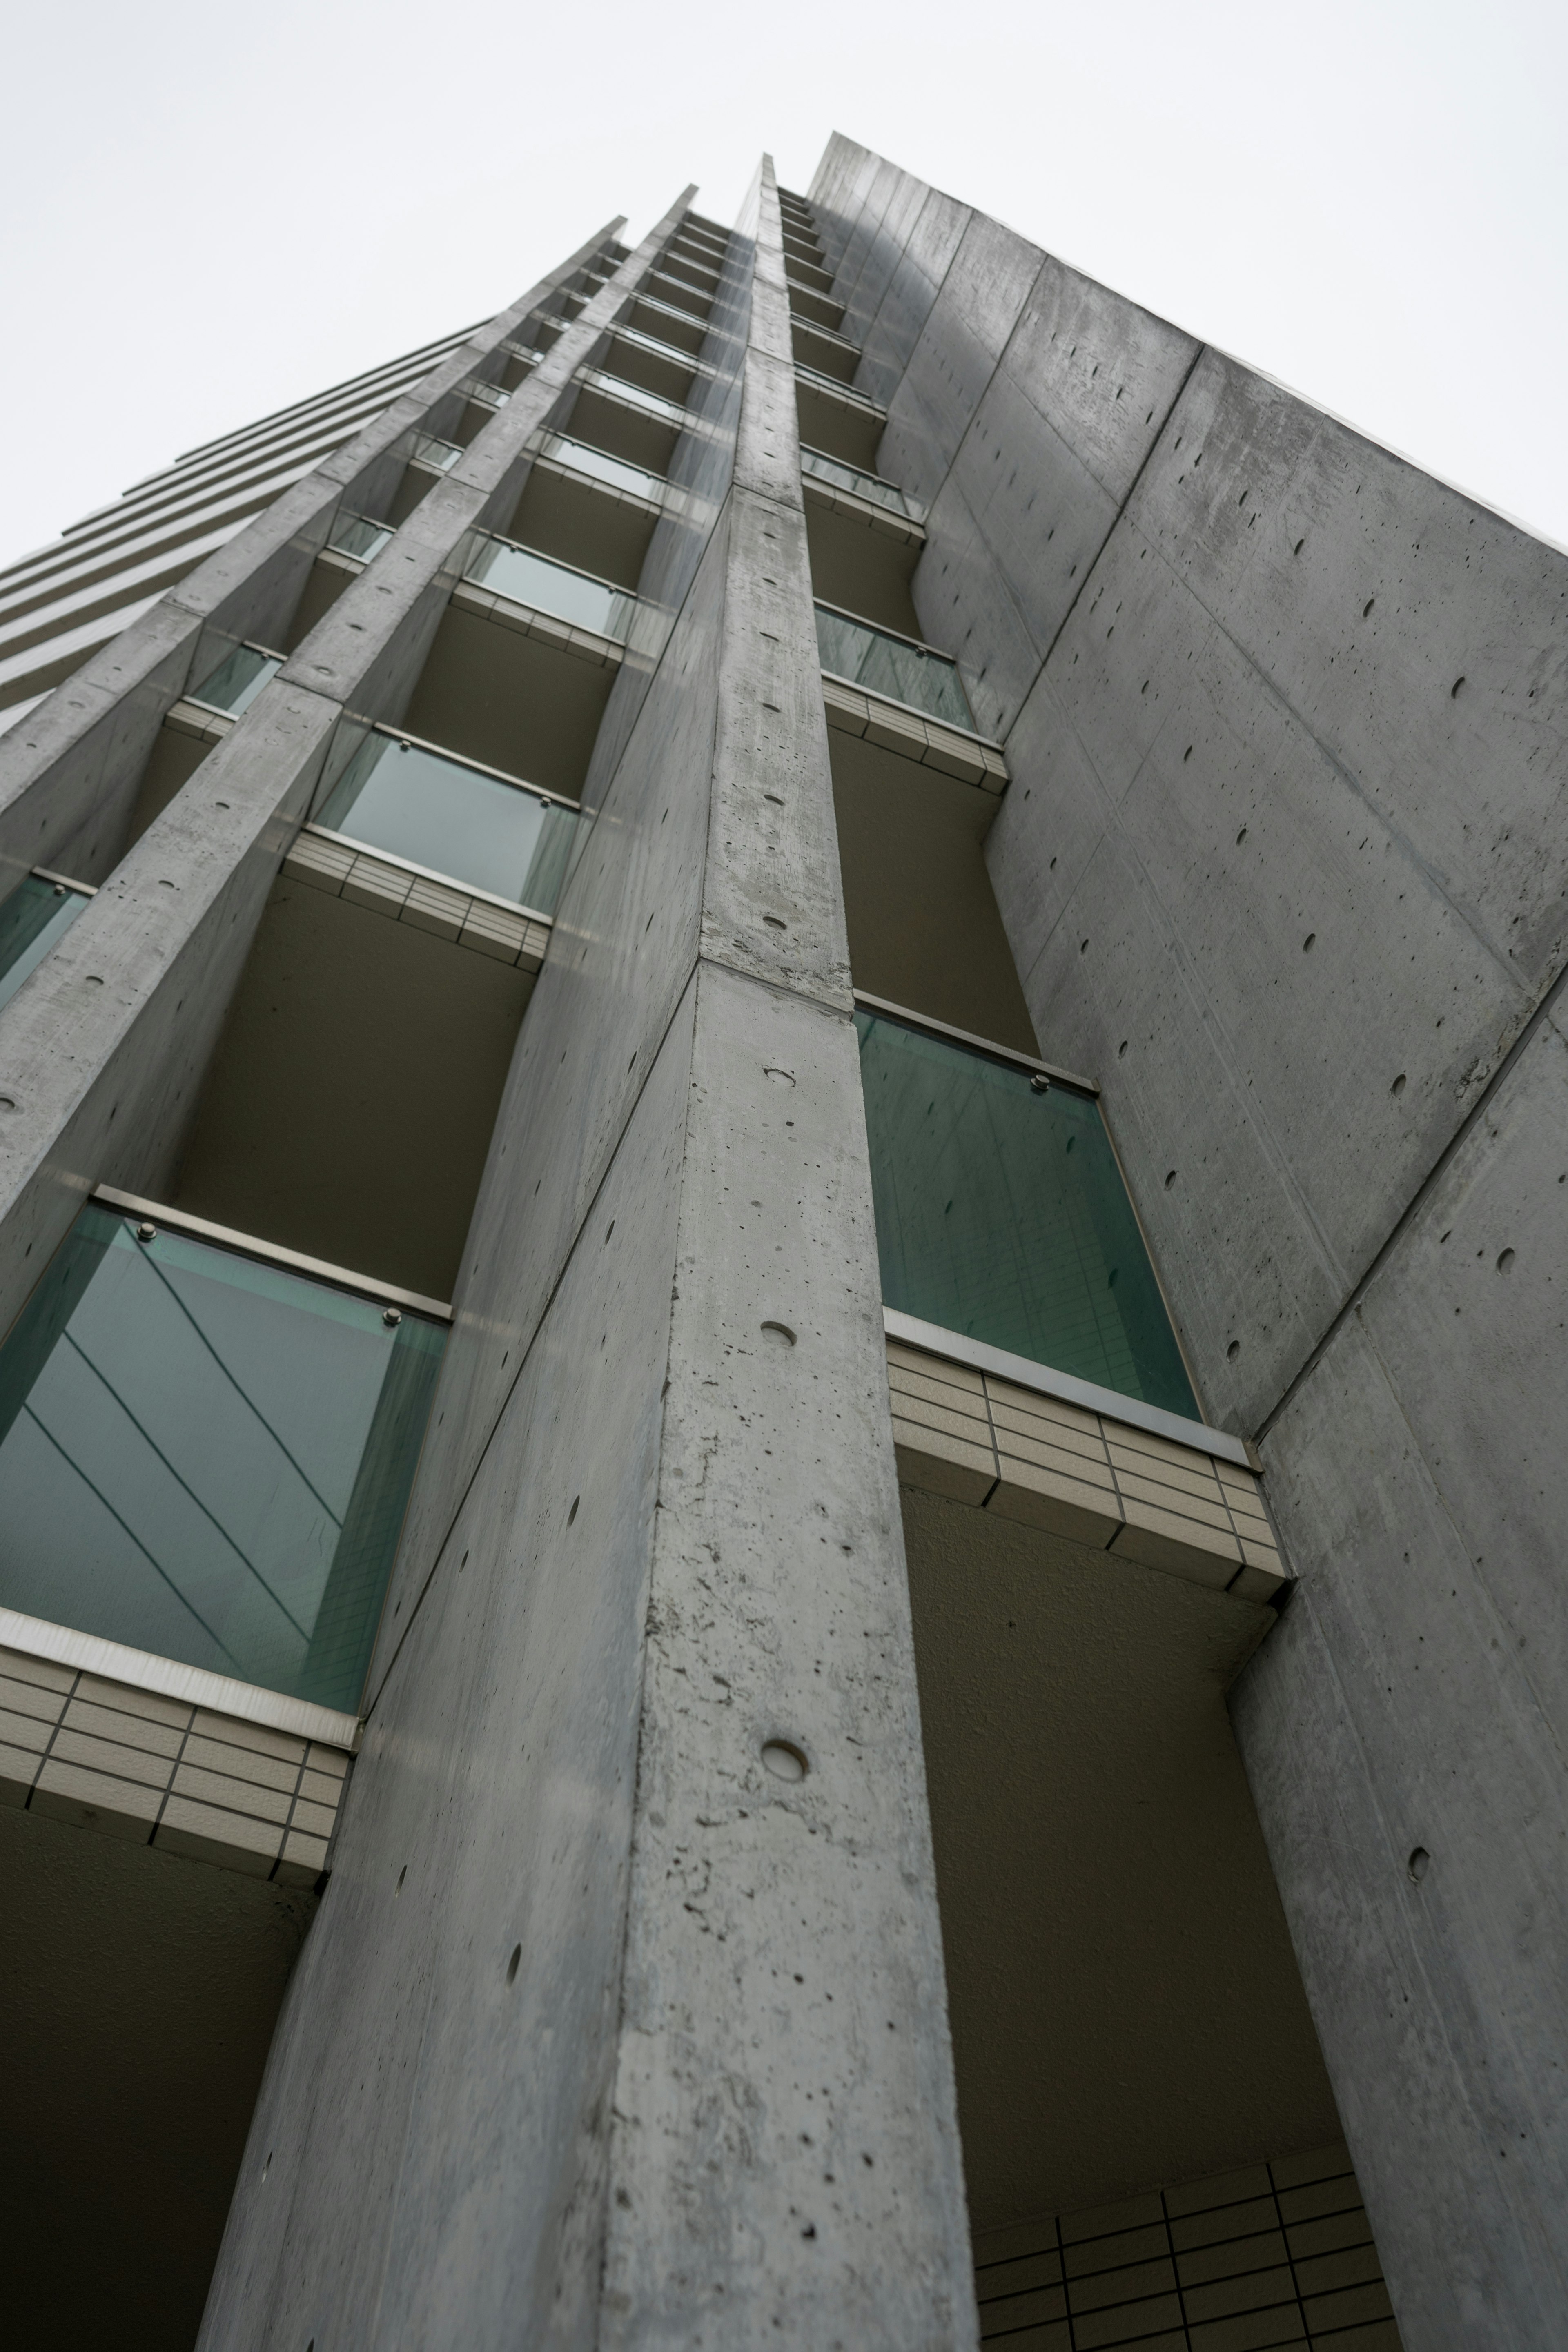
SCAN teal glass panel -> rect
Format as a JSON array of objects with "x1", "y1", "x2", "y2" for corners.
[
  {"x1": 614, "y1": 325, "x2": 696, "y2": 371},
  {"x1": 544, "y1": 434, "x2": 663, "y2": 498},
  {"x1": 329, "y1": 512, "x2": 393, "y2": 560},
  {"x1": 188, "y1": 644, "x2": 281, "y2": 716},
  {"x1": 582, "y1": 368, "x2": 687, "y2": 425},
  {"x1": 317, "y1": 735, "x2": 577, "y2": 915},
  {"x1": 0, "y1": 875, "x2": 89, "y2": 1013},
  {"x1": 800, "y1": 445, "x2": 914, "y2": 517},
  {"x1": 0, "y1": 1204, "x2": 445, "y2": 1711},
  {"x1": 815, "y1": 606, "x2": 973, "y2": 730},
  {"x1": 410, "y1": 433, "x2": 461, "y2": 470},
  {"x1": 855, "y1": 1011, "x2": 1197, "y2": 1418},
  {"x1": 465, "y1": 537, "x2": 634, "y2": 640}
]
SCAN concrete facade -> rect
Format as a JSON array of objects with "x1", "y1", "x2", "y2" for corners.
[
  {"x1": 0, "y1": 125, "x2": 1557, "y2": 2352},
  {"x1": 810, "y1": 129, "x2": 1568, "y2": 2350}
]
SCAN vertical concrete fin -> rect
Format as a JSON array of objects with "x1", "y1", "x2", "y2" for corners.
[{"x1": 597, "y1": 154, "x2": 978, "y2": 2352}]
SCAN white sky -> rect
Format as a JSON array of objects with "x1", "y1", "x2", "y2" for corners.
[{"x1": 3, "y1": 0, "x2": 1564, "y2": 564}]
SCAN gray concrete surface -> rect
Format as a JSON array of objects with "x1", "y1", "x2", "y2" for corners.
[
  {"x1": 197, "y1": 160, "x2": 973, "y2": 2348},
  {"x1": 811, "y1": 131, "x2": 1568, "y2": 2350}
]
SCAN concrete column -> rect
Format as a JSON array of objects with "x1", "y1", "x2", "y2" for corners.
[
  {"x1": 196, "y1": 158, "x2": 973, "y2": 2352},
  {"x1": 597, "y1": 158, "x2": 974, "y2": 2350}
]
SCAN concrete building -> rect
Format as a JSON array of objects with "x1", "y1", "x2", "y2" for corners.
[{"x1": 0, "y1": 133, "x2": 1561, "y2": 2352}]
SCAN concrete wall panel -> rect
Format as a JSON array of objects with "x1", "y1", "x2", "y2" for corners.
[
  {"x1": 991, "y1": 488, "x2": 1537, "y2": 1424},
  {"x1": 197, "y1": 984, "x2": 697, "y2": 2352},
  {"x1": 878, "y1": 214, "x2": 1043, "y2": 510},
  {"x1": 1235, "y1": 1284, "x2": 1568, "y2": 2345},
  {"x1": 1130, "y1": 352, "x2": 1568, "y2": 991}
]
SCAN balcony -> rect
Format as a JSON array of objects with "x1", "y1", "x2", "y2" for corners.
[
  {"x1": 0, "y1": 1192, "x2": 446, "y2": 1716},
  {"x1": 185, "y1": 641, "x2": 283, "y2": 717},
  {"x1": 801, "y1": 445, "x2": 918, "y2": 520},
  {"x1": 0, "y1": 869, "x2": 93, "y2": 1012},
  {"x1": 855, "y1": 1002, "x2": 1198, "y2": 1421},
  {"x1": 537, "y1": 432, "x2": 664, "y2": 503},
  {"x1": 327, "y1": 510, "x2": 394, "y2": 562},
  {"x1": 408, "y1": 431, "x2": 462, "y2": 472},
  {"x1": 816, "y1": 602, "x2": 976, "y2": 732},
  {"x1": 315, "y1": 728, "x2": 579, "y2": 918},
  {"x1": 463, "y1": 534, "x2": 635, "y2": 642}
]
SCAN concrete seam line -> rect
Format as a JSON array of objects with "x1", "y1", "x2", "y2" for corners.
[
  {"x1": 1101, "y1": 429, "x2": 1532, "y2": 1004},
  {"x1": 361, "y1": 955, "x2": 706, "y2": 1718},
  {"x1": 1002, "y1": 342, "x2": 1206, "y2": 731},
  {"x1": 1256, "y1": 948, "x2": 1568, "y2": 1445}
]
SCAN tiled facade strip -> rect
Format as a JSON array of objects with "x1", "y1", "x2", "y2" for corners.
[
  {"x1": 822, "y1": 670, "x2": 1008, "y2": 789},
  {"x1": 0, "y1": 1642, "x2": 352, "y2": 1886},
  {"x1": 283, "y1": 827, "x2": 554, "y2": 970},
  {"x1": 887, "y1": 1336, "x2": 1287, "y2": 1603},
  {"x1": 973, "y1": 2142, "x2": 1401, "y2": 2350}
]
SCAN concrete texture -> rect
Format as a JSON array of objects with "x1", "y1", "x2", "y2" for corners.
[
  {"x1": 812, "y1": 130, "x2": 1568, "y2": 2351},
  {"x1": 197, "y1": 161, "x2": 973, "y2": 2349}
]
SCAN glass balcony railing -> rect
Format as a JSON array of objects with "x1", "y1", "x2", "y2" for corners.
[
  {"x1": 610, "y1": 324, "x2": 702, "y2": 375},
  {"x1": 578, "y1": 368, "x2": 687, "y2": 426},
  {"x1": 539, "y1": 433, "x2": 664, "y2": 500},
  {"x1": 855, "y1": 1009, "x2": 1198, "y2": 1419},
  {"x1": 800, "y1": 445, "x2": 918, "y2": 518},
  {"x1": 795, "y1": 360, "x2": 880, "y2": 407},
  {"x1": 0, "y1": 872, "x2": 91, "y2": 1013},
  {"x1": 329, "y1": 511, "x2": 394, "y2": 562},
  {"x1": 464, "y1": 378, "x2": 510, "y2": 410},
  {"x1": 814, "y1": 604, "x2": 975, "y2": 732},
  {"x1": 464, "y1": 536, "x2": 635, "y2": 641},
  {"x1": 187, "y1": 643, "x2": 283, "y2": 717},
  {"x1": 0, "y1": 1197, "x2": 446, "y2": 1713},
  {"x1": 409, "y1": 432, "x2": 462, "y2": 472},
  {"x1": 316, "y1": 732, "x2": 578, "y2": 916}
]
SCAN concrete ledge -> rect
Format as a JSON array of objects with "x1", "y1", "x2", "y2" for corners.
[
  {"x1": 802, "y1": 472, "x2": 925, "y2": 545},
  {"x1": 822, "y1": 672, "x2": 1008, "y2": 790},
  {"x1": 526, "y1": 450, "x2": 664, "y2": 524},
  {"x1": 0, "y1": 1640, "x2": 351, "y2": 1882},
  {"x1": 887, "y1": 1333, "x2": 1286, "y2": 1603},
  {"x1": 283, "y1": 825, "x2": 553, "y2": 971},
  {"x1": 449, "y1": 579, "x2": 625, "y2": 669}
]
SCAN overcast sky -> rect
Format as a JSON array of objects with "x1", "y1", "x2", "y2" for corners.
[{"x1": 3, "y1": 0, "x2": 1563, "y2": 563}]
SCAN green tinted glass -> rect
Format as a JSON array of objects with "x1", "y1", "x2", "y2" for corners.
[
  {"x1": 329, "y1": 512, "x2": 394, "y2": 560},
  {"x1": 466, "y1": 537, "x2": 633, "y2": 639},
  {"x1": 317, "y1": 736, "x2": 578, "y2": 914},
  {"x1": 855, "y1": 1012, "x2": 1197, "y2": 1417},
  {"x1": 0, "y1": 1204, "x2": 445, "y2": 1712},
  {"x1": 188, "y1": 644, "x2": 281, "y2": 716},
  {"x1": 815, "y1": 607, "x2": 973, "y2": 730},
  {"x1": 0, "y1": 875, "x2": 89, "y2": 1013}
]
